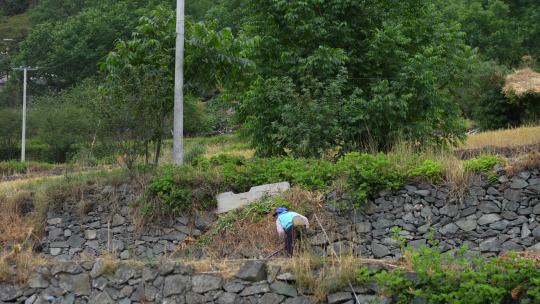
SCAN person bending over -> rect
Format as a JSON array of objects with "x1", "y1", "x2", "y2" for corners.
[{"x1": 273, "y1": 207, "x2": 309, "y2": 256}]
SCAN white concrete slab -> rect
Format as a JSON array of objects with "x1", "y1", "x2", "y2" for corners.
[{"x1": 216, "y1": 182, "x2": 290, "y2": 214}]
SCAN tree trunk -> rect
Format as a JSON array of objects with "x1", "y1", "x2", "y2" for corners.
[
  {"x1": 144, "y1": 140, "x2": 149, "y2": 165},
  {"x1": 153, "y1": 137, "x2": 162, "y2": 166}
]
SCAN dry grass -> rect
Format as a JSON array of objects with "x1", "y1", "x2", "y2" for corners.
[
  {"x1": 503, "y1": 68, "x2": 540, "y2": 97},
  {"x1": 388, "y1": 141, "x2": 473, "y2": 196},
  {"x1": 464, "y1": 126, "x2": 540, "y2": 150},
  {"x1": 184, "y1": 258, "x2": 246, "y2": 279},
  {"x1": 203, "y1": 145, "x2": 254, "y2": 159},
  {"x1": 0, "y1": 191, "x2": 38, "y2": 247},
  {"x1": 505, "y1": 152, "x2": 540, "y2": 175},
  {"x1": 200, "y1": 188, "x2": 323, "y2": 259},
  {"x1": 0, "y1": 169, "x2": 131, "y2": 244},
  {"x1": 159, "y1": 134, "x2": 255, "y2": 164},
  {"x1": 290, "y1": 251, "x2": 361, "y2": 303},
  {"x1": 99, "y1": 251, "x2": 120, "y2": 275},
  {"x1": 0, "y1": 246, "x2": 48, "y2": 284},
  {"x1": 204, "y1": 215, "x2": 282, "y2": 259},
  {"x1": 434, "y1": 154, "x2": 472, "y2": 202}
]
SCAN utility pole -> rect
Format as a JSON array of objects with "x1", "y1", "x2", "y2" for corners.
[
  {"x1": 172, "y1": 0, "x2": 185, "y2": 165},
  {"x1": 13, "y1": 66, "x2": 38, "y2": 162}
]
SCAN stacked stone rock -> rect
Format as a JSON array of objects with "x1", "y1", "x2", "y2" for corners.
[
  {"x1": 315, "y1": 169, "x2": 540, "y2": 258},
  {"x1": 41, "y1": 170, "x2": 540, "y2": 260},
  {"x1": 43, "y1": 183, "x2": 216, "y2": 260},
  {"x1": 0, "y1": 260, "x2": 376, "y2": 304}
]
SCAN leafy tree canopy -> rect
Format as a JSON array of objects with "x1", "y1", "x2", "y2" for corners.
[
  {"x1": 17, "y1": 0, "x2": 173, "y2": 90},
  {"x1": 239, "y1": 0, "x2": 479, "y2": 156},
  {"x1": 0, "y1": 0, "x2": 31, "y2": 16},
  {"x1": 98, "y1": 7, "x2": 254, "y2": 164}
]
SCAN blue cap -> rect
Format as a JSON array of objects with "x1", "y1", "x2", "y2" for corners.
[{"x1": 273, "y1": 207, "x2": 288, "y2": 216}]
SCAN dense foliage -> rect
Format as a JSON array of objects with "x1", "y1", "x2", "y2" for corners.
[
  {"x1": 99, "y1": 7, "x2": 253, "y2": 166},
  {"x1": 358, "y1": 246, "x2": 540, "y2": 303},
  {"x1": 464, "y1": 155, "x2": 504, "y2": 173},
  {"x1": 238, "y1": 0, "x2": 476, "y2": 156},
  {"x1": 2, "y1": 0, "x2": 540, "y2": 163},
  {"x1": 0, "y1": 107, "x2": 21, "y2": 160},
  {"x1": 143, "y1": 152, "x2": 447, "y2": 215},
  {"x1": 0, "y1": 0, "x2": 31, "y2": 16},
  {"x1": 18, "y1": 1, "x2": 151, "y2": 89},
  {"x1": 445, "y1": 0, "x2": 540, "y2": 66}
]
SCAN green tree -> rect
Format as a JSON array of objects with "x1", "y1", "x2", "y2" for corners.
[
  {"x1": 443, "y1": 0, "x2": 524, "y2": 66},
  {"x1": 186, "y1": 0, "x2": 214, "y2": 20},
  {"x1": 31, "y1": 80, "x2": 99, "y2": 162},
  {"x1": 0, "y1": 107, "x2": 21, "y2": 160},
  {"x1": 205, "y1": 0, "x2": 250, "y2": 32},
  {"x1": 18, "y1": 1, "x2": 176, "y2": 90},
  {"x1": 0, "y1": 0, "x2": 31, "y2": 16},
  {"x1": 29, "y1": 0, "x2": 90, "y2": 24},
  {"x1": 239, "y1": 0, "x2": 477, "y2": 156},
  {"x1": 100, "y1": 7, "x2": 254, "y2": 165}
]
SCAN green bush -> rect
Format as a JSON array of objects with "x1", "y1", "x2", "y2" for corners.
[
  {"x1": 143, "y1": 165, "x2": 224, "y2": 215},
  {"x1": 221, "y1": 157, "x2": 337, "y2": 192},
  {"x1": 337, "y1": 152, "x2": 403, "y2": 206},
  {"x1": 464, "y1": 155, "x2": 503, "y2": 172},
  {"x1": 408, "y1": 159, "x2": 444, "y2": 181},
  {"x1": 184, "y1": 143, "x2": 208, "y2": 165},
  {"x1": 194, "y1": 154, "x2": 246, "y2": 169},
  {"x1": 0, "y1": 160, "x2": 27, "y2": 175},
  {"x1": 0, "y1": 160, "x2": 53, "y2": 176},
  {"x1": 184, "y1": 97, "x2": 214, "y2": 136},
  {"x1": 0, "y1": 107, "x2": 21, "y2": 160},
  {"x1": 358, "y1": 246, "x2": 540, "y2": 304},
  {"x1": 145, "y1": 151, "x2": 495, "y2": 213},
  {"x1": 0, "y1": 0, "x2": 30, "y2": 16}
]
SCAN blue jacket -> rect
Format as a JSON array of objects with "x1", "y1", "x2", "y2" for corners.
[{"x1": 277, "y1": 211, "x2": 301, "y2": 230}]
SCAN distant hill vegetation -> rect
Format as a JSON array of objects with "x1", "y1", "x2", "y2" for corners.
[{"x1": 0, "y1": 0, "x2": 31, "y2": 16}]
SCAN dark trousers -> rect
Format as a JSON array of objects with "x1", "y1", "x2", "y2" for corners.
[{"x1": 285, "y1": 226, "x2": 294, "y2": 256}]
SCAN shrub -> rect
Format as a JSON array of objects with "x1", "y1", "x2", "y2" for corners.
[
  {"x1": 31, "y1": 81, "x2": 98, "y2": 163},
  {"x1": 0, "y1": 161, "x2": 53, "y2": 176},
  {"x1": 184, "y1": 97, "x2": 214, "y2": 136},
  {"x1": 336, "y1": 152, "x2": 403, "y2": 206},
  {"x1": 408, "y1": 159, "x2": 444, "y2": 181},
  {"x1": 222, "y1": 157, "x2": 337, "y2": 192},
  {"x1": 184, "y1": 143, "x2": 207, "y2": 165},
  {"x1": 0, "y1": 160, "x2": 27, "y2": 176},
  {"x1": 194, "y1": 154, "x2": 246, "y2": 169},
  {"x1": 143, "y1": 165, "x2": 224, "y2": 216},
  {"x1": 0, "y1": 108, "x2": 20, "y2": 161},
  {"x1": 464, "y1": 155, "x2": 504, "y2": 172},
  {"x1": 0, "y1": 0, "x2": 31, "y2": 16},
  {"x1": 359, "y1": 246, "x2": 540, "y2": 304}
]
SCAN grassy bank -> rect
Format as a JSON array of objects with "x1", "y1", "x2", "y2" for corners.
[{"x1": 465, "y1": 125, "x2": 540, "y2": 149}]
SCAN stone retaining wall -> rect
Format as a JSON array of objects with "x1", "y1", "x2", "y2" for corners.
[
  {"x1": 42, "y1": 184, "x2": 216, "y2": 260},
  {"x1": 1, "y1": 260, "x2": 375, "y2": 304},
  {"x1": 42, "y1": 168, "x2": 540, "y2": 260},
  {"x1": 316, "y1": 168, "x2": 540, "y2": 259}
]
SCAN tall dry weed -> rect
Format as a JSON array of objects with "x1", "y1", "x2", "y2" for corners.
[
  {"x1": 505, "y1": 152, "x2": 540, "y2": 175},
  {"x1": 290, "y1": 250, "x2": 361, "y2": 303},
  {"x1": 435, "y1": 154, "x2": 472, "y2": 202},
  {"x1": 0, "y1": 246, "x2": 48, "y2": 284},
  {"x1": 465, "y1": 125, "x2": 540, "y2": 149}
]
